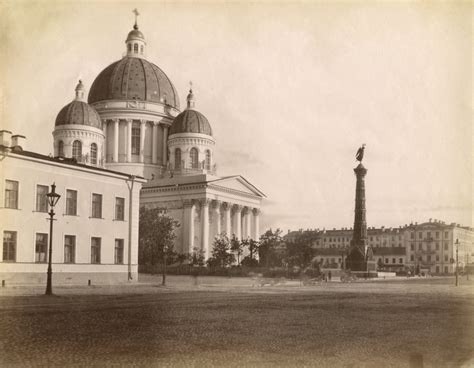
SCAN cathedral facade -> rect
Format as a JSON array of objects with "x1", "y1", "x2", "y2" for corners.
[{"x1": 0, "y1": 19, "x2": 264, "y2": 283}]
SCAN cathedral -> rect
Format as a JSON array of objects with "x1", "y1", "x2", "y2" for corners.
[{"x1": 0, "y1": 18, "x2": 264, "y2": 283}]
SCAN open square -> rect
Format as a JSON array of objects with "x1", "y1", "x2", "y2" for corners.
[{"x1": 1, "y1": 277, "x2": 473, "y2": 367}]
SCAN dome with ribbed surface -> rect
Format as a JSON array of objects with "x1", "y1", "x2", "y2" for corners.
[
  {"x1": 88, "y1": 57, "x2": 180, "y2": 108},
  {"x1": 55, "y1": 100, "x2": 102, "y2": 129},
  {"x1": 170, "y1": 109, "x2": 212, "y2": 136}
]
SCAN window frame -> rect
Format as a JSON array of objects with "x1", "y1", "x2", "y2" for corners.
[
  {"x1": 3, "y1": 231, "x2": 17, "y2": 262},
  {"x1": 175, "y1": 148, "x2": 181, "y2": 169},
  {"x1": 4, "y1": 180, "x2": 19, "y2": 209},
  {"x1": 35, "y1": 233, "x2": 48, "y2": 263},
  {"x1": 190, "y1": 147, "x2": 199, "y2": 169},
  {"x1": 64, "y1": 235, "x2": 76, "y2": 264},
  {"x1": 90, "y1": 143, "x2": 98, "y2": 165},
  {"x1": 91, "y1": 193, "x2": 103, "y2": 219},
  {"x1": 91, "y1": 237, "x2": 101, "y2": 264},
  {"x1": 36, "y1": 184, "x2": 49, "y2": 213},
  {"x1": 115, "y1": 197, "x2": 125, "y2": 221},
  {"x1": 72, "y1": 140, "x2": 82, "y2": 162},
  {"x1": 115, "y1": 239, "x2": 124, "y2": 264},
  {"x1": 65, "y1": 189, "x2": 78, "y2": 216},
  {"x1": 131, "y1": 125, "x2": 140, "y2": 154}
]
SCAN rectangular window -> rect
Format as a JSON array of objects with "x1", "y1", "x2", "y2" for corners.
[
  {"x1": 131, "y1": 126, "x2": 140, "y2": 154},
  {"x1": 427, "y1": 231, "x2": 431, "y2": 239},
  {"x1": 4, "y1": 180, "x2": 19, "y2": 209},
  {"x1": 444, "y1": 255, "x2": 448, "y2": 262},
  {"x1": 444, "y1": 242, "x2": 448, "y2": 250},
  {"x1": 444, "y1": 231, "x2": 448, "y2": 239},
  {"x1": 91, "y1": 193, "x2": 102, "y2": 218},
  {"x1": 399, "y1": 258, "x2": 403, "y2": 264},
  {"x1": 115, "y1": 239, "x2": 124, "y2": 264},
  {"x1": 410, "y1": 232, "x2": 415, "y2": 239},
  {"x1": 435, "y1": 231, "x2": 439, "y2": 239},
  {"x1": 418, "y1": 243, "x2": 423, "y2": 250},
  {"x1": 66, "y1": 189, "x2": 77, "y2": 216},
  {"x1": 115, "y1": 197, "x2": 125, "y2": 220},
  {"x1": 410, "y1": 255, "x2": 414, "y2": 261},
  {"x1": 418, "y1": 232, "x2": 422, "y2": 239},
  {"x1": 427, "y1": 255, "x2": 431, "y2": 262},
  {"x1": 3, "y1": 231, "x2": 16, "y2": 262},
  {"x1": 35, "y1": 233, "x2": 48, "y2": 263},
  {"x1": 385, "y1": 258, "x2": 388, "y2": 264},
  {"x1": 410, "y1": 244, "x2": 414, "y2": 251},
  {"x1": 436, "y1": 255, "x2": 440, "y2": 262},
  {"x1": 392, "y1": 258, "x2": 396, "y2": 264},
  {"x1": 64, "y1": 235, "x2": 76, "y2": 263},
  {"x1": 436, "y1": 243, "x2": 440, "y2": 250},
  {"x1": 91, "y1": 237, "x2": 101, "y2": 264},
  {"x1": 36, "y1": 185, "x2": 49, "y2": 212}
]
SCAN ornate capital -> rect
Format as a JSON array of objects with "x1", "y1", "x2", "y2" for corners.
[
  {"x1": 221, "y1": 202, "x2": 231, "y2": 211},
  {"x1": 199, "y1": 198, "x2": 212, "y2": 207},
  {"x1": 252, "y1": 208, "x2": 261, "y2": 216},
  {"x1": 212, "y1": 200, "x2": 221, "y2": 209},
  {"x1": 233, "y1": 204, "x2": 243, "y2": 212},
  {"x1": 183, "y1": 199, "x2": 194, "y2": 208},
  {"x1": 242, "y1": 207, "x2": 250, "y2": 215}
]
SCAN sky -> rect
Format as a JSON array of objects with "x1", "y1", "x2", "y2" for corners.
[{"x1": 1, "y1": 1, "x2": 472, "y2": 232}]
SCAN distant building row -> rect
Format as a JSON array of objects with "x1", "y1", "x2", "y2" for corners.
[{"x1": 283, "y1": 220, "x2": 474, "y2": 275}]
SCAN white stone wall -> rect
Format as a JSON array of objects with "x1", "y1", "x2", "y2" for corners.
[{"x1": 0, "y1": 152, "x2": 144, "y2": 280}]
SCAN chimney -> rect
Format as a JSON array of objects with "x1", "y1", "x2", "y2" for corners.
[
  {"x1": 11, "y1": 135, "x2": 26, "y2": 151},
  {"x1": 0, "y1": 130, "x2": 12, "y2": 148}
]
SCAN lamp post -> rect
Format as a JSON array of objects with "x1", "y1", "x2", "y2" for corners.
[
  {"x1": 455, "y1": 238, "x2": 459, "y2": 287},
  {"x1": 45, "y1": 183, "x2": 61, "y2": 296}
]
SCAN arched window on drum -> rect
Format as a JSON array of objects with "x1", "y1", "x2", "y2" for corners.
[
  {"x1": 90, "y1": 143, "x2": 98, "y2": 165},
  {"x1": 175, "y1": 148, "x2": 181, "y2": 169},
  {"x1": 58, "y1": 140, "x2": 64, "y2": 157},
  {"x1": 190, "y1": 147, "x2": 199, "y2": 169},
  {"x1": 205, "y1": 150, "x2": 211, "y2": 170},
  {"x1": 72, "y1": 140, "x2": 82, "y2": 162}
]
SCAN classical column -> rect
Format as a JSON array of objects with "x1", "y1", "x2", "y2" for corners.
[
  {"x1": 184, "y1": 200, "x2": 195, "y2": 253},
  {"x1": 200, "y1": 199, "x2": 210, "y2": 259},
  {"x1": 162, "y1": 125, "x2": 168, "y2": 165},
  {"x1": 222, "y1": 202, "x2": 231, "y2": 236},
  {"x1": 243, "y1": 207, "x2": 252, "y2": 239},
  {"x1": 152, "y1": 122, "x2": 158, "y2": 165},
  {"x1": 233, "y1": 205, "x2": 243, "y2": 239},
  {"x1": 102, "y1": 120, "x2": 107, "y2": 164},
  {"x1": 252, "y1": 208, "x2": 261, "y2": 240},
  {"x1": 113, "y1": 119, "x2": 119, "y2": 163},
  {"x1": 139, "y1": 120, "x2": 146, "y2": 163},
  {"x1": 126, "y1": 119, "x2": 132, "y2": 162},
  {"x1": 212, "y1": 200, "x2": 221, "y2": 237}
]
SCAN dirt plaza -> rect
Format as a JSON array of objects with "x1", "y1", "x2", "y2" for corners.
[{"x1": 0, "y1": 276, "x2": 473, "y2": 367}]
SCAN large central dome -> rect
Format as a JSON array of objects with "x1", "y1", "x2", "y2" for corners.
[{"x1": 88, "y1": 57, "x2": 180, "y2": 109}]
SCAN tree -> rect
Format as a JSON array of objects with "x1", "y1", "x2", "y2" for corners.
[
  {"x1": 258, "y1": 228, "x2": 283, "y2": 267},
  {"x1": 285, "y1": 240, "x2": 314, "y2": 269},
  {"x1": 209, "y1": 235, "x2": 235, "y2": 268},
  {"x1": 230, "y1": 235, "x2": 243, "y2": 265},
  {"x1": 188, "y1": 247, "x2": 205, "y2": 267},
  {"x1": 139, "y1": 207, "x2": 179, "y2": 285}
]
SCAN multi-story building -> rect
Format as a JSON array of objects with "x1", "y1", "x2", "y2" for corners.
[{"x1": 283, "y1": 219, "x2": 474, "y2": 275}]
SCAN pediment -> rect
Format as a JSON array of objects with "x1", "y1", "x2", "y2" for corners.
[{"x1": 209, "y1": 176, "x2": 266, "y2": 198}]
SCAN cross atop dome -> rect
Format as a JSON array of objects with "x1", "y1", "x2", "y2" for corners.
[
  {"x1": 133, "y1": 8, "x2": 140, "y2": 29},
  {"x1": 125, "y1": 9, "x2": 146, "y2": 58}
]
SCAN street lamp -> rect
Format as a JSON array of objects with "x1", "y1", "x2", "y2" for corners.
[
  {"x1": 455, "y1": 238, "x2": 459, "y2": 287},
  {"x1": 45, "y1": 183, "x2": 61, "y2": 296}
]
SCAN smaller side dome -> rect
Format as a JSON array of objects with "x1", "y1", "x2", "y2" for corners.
[
  {"x1": 170, "y1": 110, "x2": 212, "y2": 136},
  {"x1": 55, "y1": 81, "x2": 102, "y2": 129},
  {"x1": 170, "y1": 87, "x2": 212, "y2": 136}
]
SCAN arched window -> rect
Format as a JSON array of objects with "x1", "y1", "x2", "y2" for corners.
[
  {"x1": 58, "y1": 140, "x2": 64, "y2": 157},
  {"x1": 134, "y1": 44, "x2": 138, "y2": 53},
  {"x1": 175, "y1": 148, "x2": 181, "y2": 169},
  {"x1": 140, "y1": 45, "x2": 144, "y2": 54},
  {"x1": 205, "y1": 150, "x2": 211, "y2": 170},
  {"x1": 72, "y1": 140, "x2": 82, "y2": 162},
  {"x1": 128, "y1": 43, "x2": 132, "y2": 52},
  {"x1": 90, "y1": 143, "x2": 97, "y2": 165},
  {"x1": 190, "y1": 147, "x2": 199, "y2": 169}
]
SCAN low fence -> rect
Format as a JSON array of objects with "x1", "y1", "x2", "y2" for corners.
[{"x1": 139, "y1": 264, "x2": 322, "y2": 279}]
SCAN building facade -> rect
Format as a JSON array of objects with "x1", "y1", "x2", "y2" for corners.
[
  {"x1": 0, "y1": 133, "x2": 145, "y2": 284},
  {"x1": 0, "y1": 18, "x2": 264, "y2": 284},
  {"x1": 284, "y1": 219, "x2": 474, "y2": 275}
]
